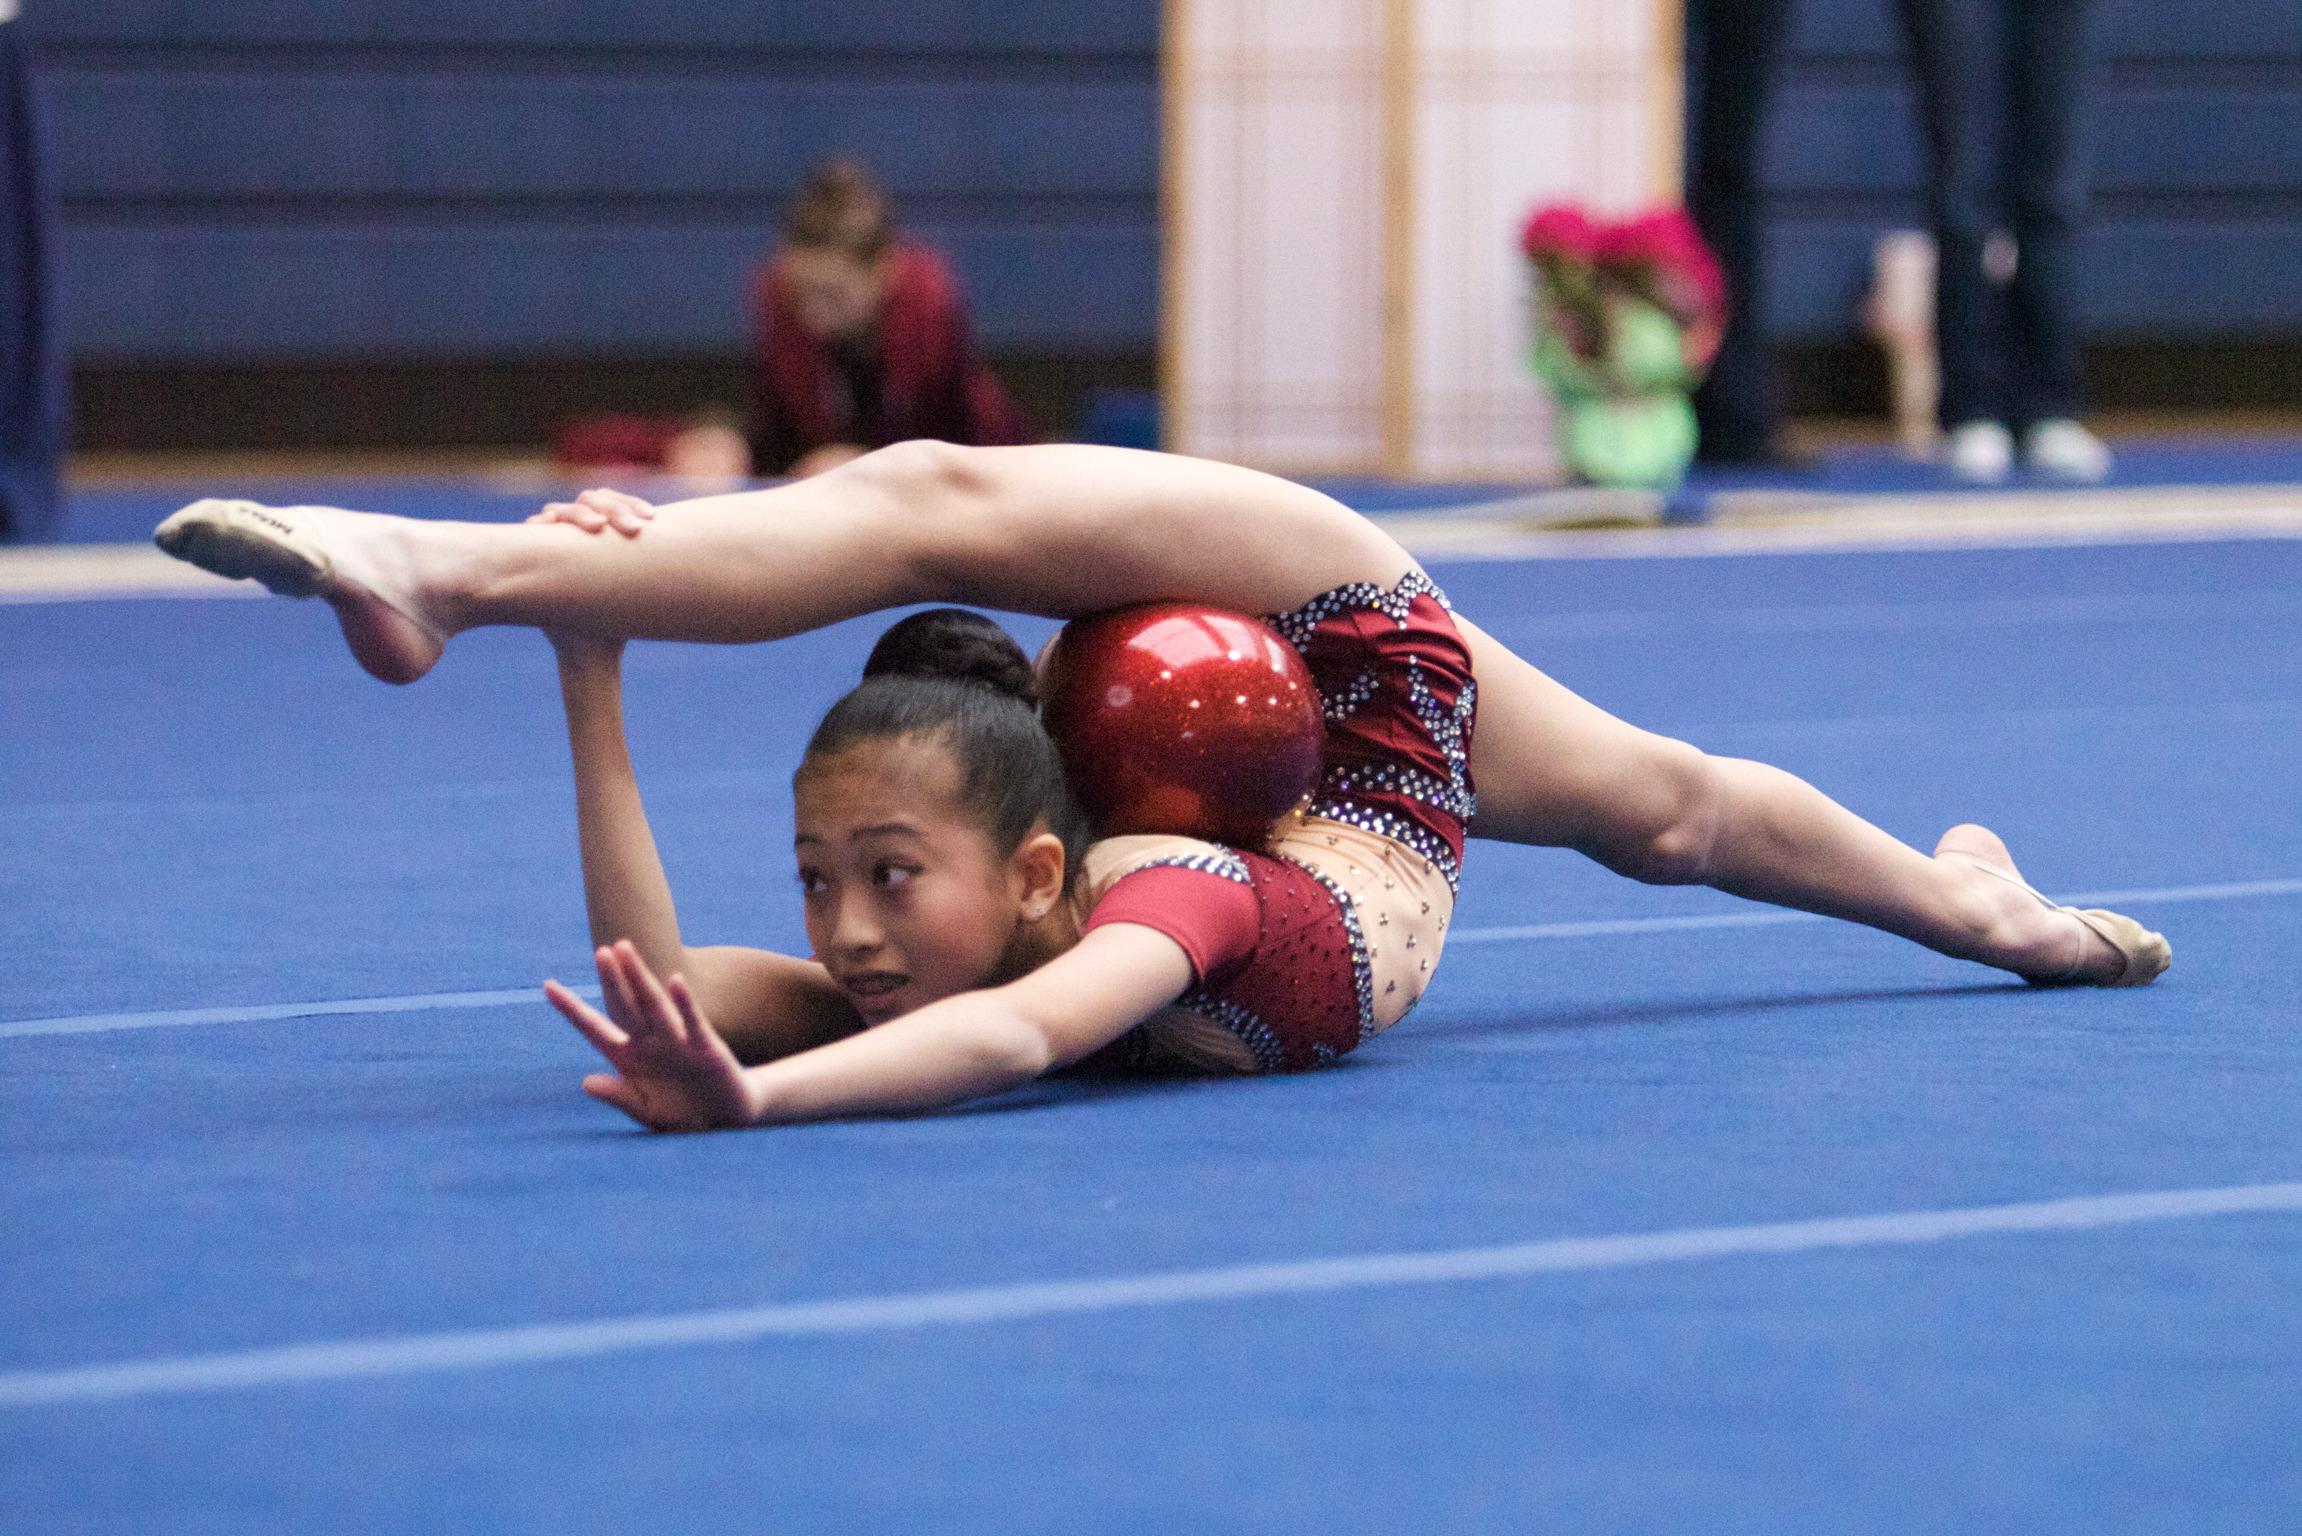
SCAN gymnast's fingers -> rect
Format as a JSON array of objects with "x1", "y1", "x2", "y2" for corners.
[
  {"x1": 574, "y1": 488, "x2": 655, "y2": 536},
  {"x1": 595, "y1": 944, "x2": 654, "y2": 1041},
  {"x1": 617, "y1": 940, "x2": 691, "y2": 1046},
  {"x1": 544, "y1": 978, "x2": 629, "y2": 1054},
  {"x1": 533, "y1": 502, "x2": 611, "y2": 533},
  {"x1": 666, "y1": 972, "x2": 716, "y2": 1047},
  {"x1": 576, "y1": 487, "x2": 654, "y2": 520},
  {"x1": 582, "y1": 1073, "x2": 656, "y2": 1126}
]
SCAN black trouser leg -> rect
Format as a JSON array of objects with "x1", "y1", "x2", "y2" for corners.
[
  {"x1": 1894, "y1": 0, "x2": 2006, "y2": 429},
  {"x1": 1687, "y1": 0, "x2": 1795, "y2": 460},
  {"x1": 2002, "y1": 0, "x2": 2107, "y2": 429}
]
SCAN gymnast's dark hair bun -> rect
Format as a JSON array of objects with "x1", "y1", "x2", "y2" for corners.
[
  {"x1": 862, "y1": 608, "x2": 1039, "y2": 706},
  {"x1": 802, "y1": 609, "x2": 1088, "y2": 877}
]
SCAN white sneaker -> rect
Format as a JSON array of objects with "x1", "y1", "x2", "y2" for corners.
[
  {"x1": 1943, "y1": 420, "x2": 2013, "y2": 483},
  {"x1": 2023, "y1": 418, "x2": 2112, "y2": 482}
]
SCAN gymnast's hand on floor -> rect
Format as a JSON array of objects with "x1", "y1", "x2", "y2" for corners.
[
  {"x1": 544, "y1": 940, "x2": 764, "y2": 1132},
  {"x1": 528, "y1": 487, "x2": 657, "y2": 537}
]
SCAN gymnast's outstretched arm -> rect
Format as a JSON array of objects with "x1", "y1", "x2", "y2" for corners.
[
  {"x1": 548, "y1": 926, "x2": 1193, "y2": 1132},
  {"x1": 549, "y1": 630, "x2": 861, "y2": 1065}
]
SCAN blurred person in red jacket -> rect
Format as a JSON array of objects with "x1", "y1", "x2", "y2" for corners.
[{"x1": 753, "y1": 159, "x2": 1032, "y2": 478}]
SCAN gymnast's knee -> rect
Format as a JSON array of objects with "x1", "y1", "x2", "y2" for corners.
[
  {"x1": 839, "y1": 440, "x2": 996, "y2": 592},
  {"x1": 842, "y1": 439, "x2": 982, "y2": 506},
  {"x1": 1601, "y1": 740, "x2": 1722, "y2": 887}
]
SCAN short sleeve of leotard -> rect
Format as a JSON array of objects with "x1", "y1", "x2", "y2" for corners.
[{"x1": 1081, "y1": 847, "x2": 1261, "y2": 987}]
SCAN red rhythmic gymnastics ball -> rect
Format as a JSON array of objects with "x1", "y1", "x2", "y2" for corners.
[{"x1": 1039, "y1": 602, "x2": 1324, "y2": 848}]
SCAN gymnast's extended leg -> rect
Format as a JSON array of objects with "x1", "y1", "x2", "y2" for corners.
[
  {"x1": 157, "y1": 442, "x2": 1412, "y2": 684},
  {"x1": 1451, "y1": 616, "x2": 2161, "y2": 985}
]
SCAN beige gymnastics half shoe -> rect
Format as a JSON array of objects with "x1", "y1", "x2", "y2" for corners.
[
  {"x1": 154, "y1": 498, "x2": 447, "y2": 683},
  {"x1": 2055, "y1": 906, "x2": 2173, "y2": 987},
  {"x1": 1946, "y1": 854, "x2": 2171, "y2": 987},
  {"x1": 154, "y1": 498, "x2": 336, "y2": 597},
  {"x1": 154, "y1": 498, "x2": 443, "y2": 645}
]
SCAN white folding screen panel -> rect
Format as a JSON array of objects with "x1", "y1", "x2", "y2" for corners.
[
  {"x1": 1165, "y1": 0, "x2": 1389, "y2": 469},
  {"x1": 1166, "y1": 0, "x2": 1677, "y2": 480},
  {"x1": 1410, "y1": 0, "x2": 1670, "y2": 478}
]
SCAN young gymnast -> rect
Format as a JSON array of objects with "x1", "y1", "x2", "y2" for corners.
[{"x1": 153, "y1": 443, "x2": 2168, "y2": 1131}]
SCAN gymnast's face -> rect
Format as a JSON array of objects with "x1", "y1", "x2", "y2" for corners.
[{"x1": 792, "y1": 734, "x2": 1045, "y2": 1025}]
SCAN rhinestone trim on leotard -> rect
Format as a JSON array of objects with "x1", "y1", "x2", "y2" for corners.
[
  {"x1": 1321, "y1": 670, "x2": 1382, "y2": 724},
  {"x1": 1127, "y1": 850, "x2": 1254, "y2": 885},
  {"x1": 1171, "y1": 991, "x2": 1287, "y2": 1073},
  {"x1": 1317, "y1": 758, "x2": 1475, "y2": 823},
  {"x1": 1265, "y1": 570, "x2": 1453, "y2": 650},
  {"x1": 1403, "y1": 657, "x2": 1477, "y2": 824},
  {"x1": 1303, "y1": 800, "x2": 1462, "y2": 892}
]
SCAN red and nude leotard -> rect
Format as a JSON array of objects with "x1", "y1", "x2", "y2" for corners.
[{"x1": 1069, "y1": 572, "x2": 1476, "y2": 1073}]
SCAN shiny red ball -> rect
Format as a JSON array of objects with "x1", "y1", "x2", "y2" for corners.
[{"x1": 1040, "y1": 602, "x2": 1325, "y2": 847}]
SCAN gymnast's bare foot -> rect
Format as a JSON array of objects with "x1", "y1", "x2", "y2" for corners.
[
  {"x1": 154, "y1": 499, "x2": 446, "y2": 684},
  {"x1": 1934, "y1": 823, "x2": 2169, "y2": 986}
]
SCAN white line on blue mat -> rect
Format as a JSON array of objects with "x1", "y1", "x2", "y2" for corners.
[
  {"x1": 4, "y1": 877, "x2": 2296, "y2": 1040},
  {"x1": 0, "y1": 984, "x2": 601, "y2": 1039},
  {"x1": 2, "y1": 1180, "x2": 2295, "y2": 1408}
]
